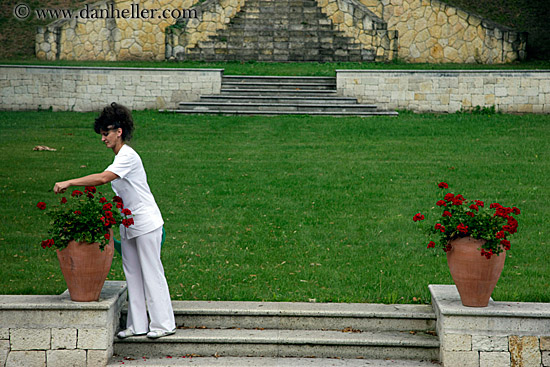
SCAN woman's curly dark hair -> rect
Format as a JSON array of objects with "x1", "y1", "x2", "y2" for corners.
[{"x1": 94, "y1": 102, "x2": 134, "y2": 141}]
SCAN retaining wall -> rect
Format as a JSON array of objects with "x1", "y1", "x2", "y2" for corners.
[
  {"x1": 337, "y1": 69, "x2": 550, "y2": 113},
  {"x1": 1, "y1": 66, "x2": 549, "y2": 114},
  {"x1": 35, "y1": 0, "x2": 527, "y2": 63},
  {"x1": 0, "y1": 65, "x2": 222, "y2": 112},
  {"x1": 430, "y1": 285, "x2": 550, "y2": 367},
  {"x1": 0, "y1": 281, "x2": 126, "y2": 367}
]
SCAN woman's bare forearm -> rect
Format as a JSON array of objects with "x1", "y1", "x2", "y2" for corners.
[{"x1": 53, "y1": 171, "x2": 118, "y2": 193}]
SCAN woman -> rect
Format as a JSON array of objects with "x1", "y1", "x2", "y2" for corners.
[{"x1": 53, "y1": 102, "x2": 176, "y2": 339}]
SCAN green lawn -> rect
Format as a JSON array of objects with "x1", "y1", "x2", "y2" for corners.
[
  {"x1": 1, "y1": 59, "x2": 550, "y2": 76},
  {"x1": 1, "y1": 110, "x2": 549, "y2": 304}
]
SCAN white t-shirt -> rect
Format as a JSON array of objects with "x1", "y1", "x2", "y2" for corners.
[{"x1": 105, "y1": 144, "x2": 164, "y2": 239}]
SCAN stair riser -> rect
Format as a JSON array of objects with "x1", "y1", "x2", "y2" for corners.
[
  {"x1": 222, "y1": 84, "x2": 335, "y2": 91},
  {"x1": 179, "y1": 106, "x2": 377, "y2": 112},
  {"x1": 115, "y1": 343, "x2": 439, "y2": 360},
  {"x1": 222, "y1": 77, "x2": 336, "y2": 84},
  {"x1": 163, "y1": 110, "x2": 398, "y2": 116},
  {"x1": 201, "y1": 98, "x2": 358, "y2": 104},
  {"x1": 176, "y1": 315, "x2": 436, "y2": 332},
  {"x1": 219, "y1": 91, "x2": 338, "y2": 97}
]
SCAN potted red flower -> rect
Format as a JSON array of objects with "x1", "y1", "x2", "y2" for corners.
[
  {"x1": 413, "y1": 182, "x2": 520, "y2": 307},
  {"x1": 37, "y1": 186, "x2": 134, "y2": 301}
]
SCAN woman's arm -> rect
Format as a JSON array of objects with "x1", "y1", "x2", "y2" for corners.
[{"x1": 53, "y1": 171, "x2": 119, "y2": 194}]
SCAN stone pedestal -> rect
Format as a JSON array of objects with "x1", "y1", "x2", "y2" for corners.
[
  {"x1": 430, "y1": 285, "x2": 550, "y2": 367},
  {"x1": 0, "y1": 281, "x2": 127, "y2": 367}
]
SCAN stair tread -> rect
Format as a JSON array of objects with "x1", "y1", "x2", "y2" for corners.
[
  {"x1": 179, "y1": 102, "x2": 376, "y2": 108},
  {"x1": 201, "y1": 95, "x2": 356, "y2": 101},
  {"x1": 169, "y1": 301, "x2": 435, "y2": 319},
  {"x1": 220, "y1": 89, "x2": 338, "y2": 93},
  {"x1": 107, "y1": 356, "x2": 441, "y2": 366},
  {"x1": 161, "y1": 109, "x2": 399, "y2": 116},
  {"x1": 115, "y1": 328, "x2": 439, "y2": 347}
]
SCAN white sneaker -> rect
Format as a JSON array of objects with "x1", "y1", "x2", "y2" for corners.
[
  {"x1": 146, "y1": 329, "x2": 176, "y2": 339},
  {"x1": 117, "y1": 329, "x2": 146, "y2": 339}
]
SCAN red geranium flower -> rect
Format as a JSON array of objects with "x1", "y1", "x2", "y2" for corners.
[
  {"x1": 61, "y1": 197, "x2": 67, "y2": 204},
  {"x1": 121, "y1": 208, "x2": 132, "y2": 216},
  {"x1": 71, "y1": 190, "x2": 83, "y2": 197},
  {"x1": 457, "y1": 223, "x2": 468, "y2": 234},
  {"x1": 442, "y1": 211, "x2": 452, "y2": 217},
  {"x1": 37, "y1": 202, "x2": 46, "y2": 210},
  {"x1": 103, "y1": 203, "x2": 113, "y2": 211},
  {"x1": 438, "y1": 182, "x2": 449, "y2": 189},
  {"x1": 427, "y1": 241, "x2": 436, "y2": 248},
  {"x1": 99, "y1": 197, "x2": 107, "y2": 203},
  {"x1": 413, "y1": 213, "x2": 425, "y2": 222},
  {"x1": 501, "y1": 240, "x2": 511, "y2": 251},
  {"x1": 84, "y1": 186, "x2": 96, "y2": 193},
  {"x1": 436, "y1": 200, "x2": 447, "y2": 207},
  {"x1": 496, "y1": 231, "x2": 506, "y2": 239}
]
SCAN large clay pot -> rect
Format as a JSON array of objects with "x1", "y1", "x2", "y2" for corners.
[
  {"x1": 446, "y1": 236, "x2": 506, "y2": 307},
  {"x1": 56, "y1": 231, "x2": 114, "y2": 302}
]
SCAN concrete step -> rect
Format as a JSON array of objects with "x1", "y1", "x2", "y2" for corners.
[
  {"x1": 176, "y1": 102, "x2": 378, "y2": 112},
  {"x1": 107, "y1": 356, "x2": 441, "y2": 366},
  {"x1": 171, "y1": 302, "x2": 436, "y2": 332},
  {"x1": 222, "y1": 75, "x2": 336, "y2": 85},
  {"x1": 200, "y1": 95, "x2": 358, "y2": 104},
  {"x1": 222, "y1": 82, "x2": 335, "y2": 91},
  {"x1": 113, "y1": 328, "x2": 439, "y2": 360},
  {"x1": 219, "y1": 89, "x2": 338, "y2": 96},
  {"x1": 162, "y1": 109, "x2": 398, "y2": 117}
]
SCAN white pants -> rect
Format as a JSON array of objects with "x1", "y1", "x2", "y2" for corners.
[{"x1": 121, "y1": 227, "x2": 175, "y2": 333}]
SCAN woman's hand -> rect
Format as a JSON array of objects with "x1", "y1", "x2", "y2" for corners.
[{"x1": 53, "y1": 181, "x2": 71, "y2": 194}]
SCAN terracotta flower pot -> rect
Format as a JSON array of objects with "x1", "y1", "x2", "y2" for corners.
[
  {"x1": 56, "y1": 231, "x2": 114, "y2": 302},
  {"x1": 446, "y1": 236, "x2": 506, "y2": 307}
]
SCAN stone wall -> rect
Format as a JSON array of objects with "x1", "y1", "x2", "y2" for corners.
[
  {"x1": 37, "y1": 0, "x2": 198, "y2": 61},
  {"x1": 431, "y1": 285, "x2": 550, "y2": 367},
  {"x1": 166, "y1": 0, "x2": 246, "y2": 61},
  {"x1": 337, "y1": 69, "x2": 550, "y2": 113},
  {"x1": 364, "y1": 0, "x2": 528, "y2": 63},
  {"x1": 0, "y1": 65, "x2": 222, "y2": 112},
  {"x1": 36, "y1": 0, "x2": 527, "y2": 63},
  {"x1": 0, "y1": 282, "x2": 126, "y2": 367},
  {"x1": 2, "y1": 66, "x2": 548, "y2": 114},
  {"x1": 315, "y1": 0, "x2": 398, "y2": 62}
]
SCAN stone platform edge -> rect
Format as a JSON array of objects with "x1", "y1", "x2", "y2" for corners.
[
  {"x1": 430, "y1": 284, "x2": 550, "y2": 367},
  {"x1": 0, "y1": 281, "x2": 127, "y2": 367},
  {"x1": 1, "y1": 283, "x2": 549, "y2": 367}
]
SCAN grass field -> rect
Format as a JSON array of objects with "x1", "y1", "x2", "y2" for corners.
[{"x1": 1, "y1": 110, "x2": 549, "y2": 304}]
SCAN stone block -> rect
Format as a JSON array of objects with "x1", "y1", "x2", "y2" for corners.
[
  {"x1": 443, "y1": 334, "x2": 473, "y2": 351},
  {"x1": 87, "y1": 347, "x2": 112, "y2": 367},
  {"x1": 10, "y1": 328, "x2": 51, "y2": 351},
  {"x1": 480, "y1": 351, "x2": 510, "y2": 367},
  {"x1": 442, "y1": 350, "x2": 480, "y2": 367},
  {"x1": 543, "y1": 351, "x2": 550, "y2": 366},
  {"x1": 6, "y1": 350, "x2": 46, "y2": 367},
  {"x1": 1, "y1": 340, "x2": 10, "y2": 367},
  {"x1": 541, "y1": 337, "x2": 550, "y2": 351},
  {"x1": 509, "y1": 336, "x2": 541, "y2": 367},
  {"x1": 77, "y1": 328, "x2": 110, "y2": 350},
  {"x1": 51, "y1": 328, "x2": 77, "y2": 350},
  {"x1": 473, "y1": 335, "x2": 508, "y2": 352},
  {"x1": 0, "y1": 328, "x2": 9, "y2": 339},
  {"x1": 46, "y1": 350, "x2": 86, "y2": 367}
]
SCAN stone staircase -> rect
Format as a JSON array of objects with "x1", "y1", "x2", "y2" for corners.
[
  {"x1": 163, "y1": 75, "x2": 398, "y2": 116},
  {"x1": 184, "y1": 0, "x2": 377, "y2": 62},
  {"x1": 109, "y1": 301, "x2": 440, "y2": 366}
]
